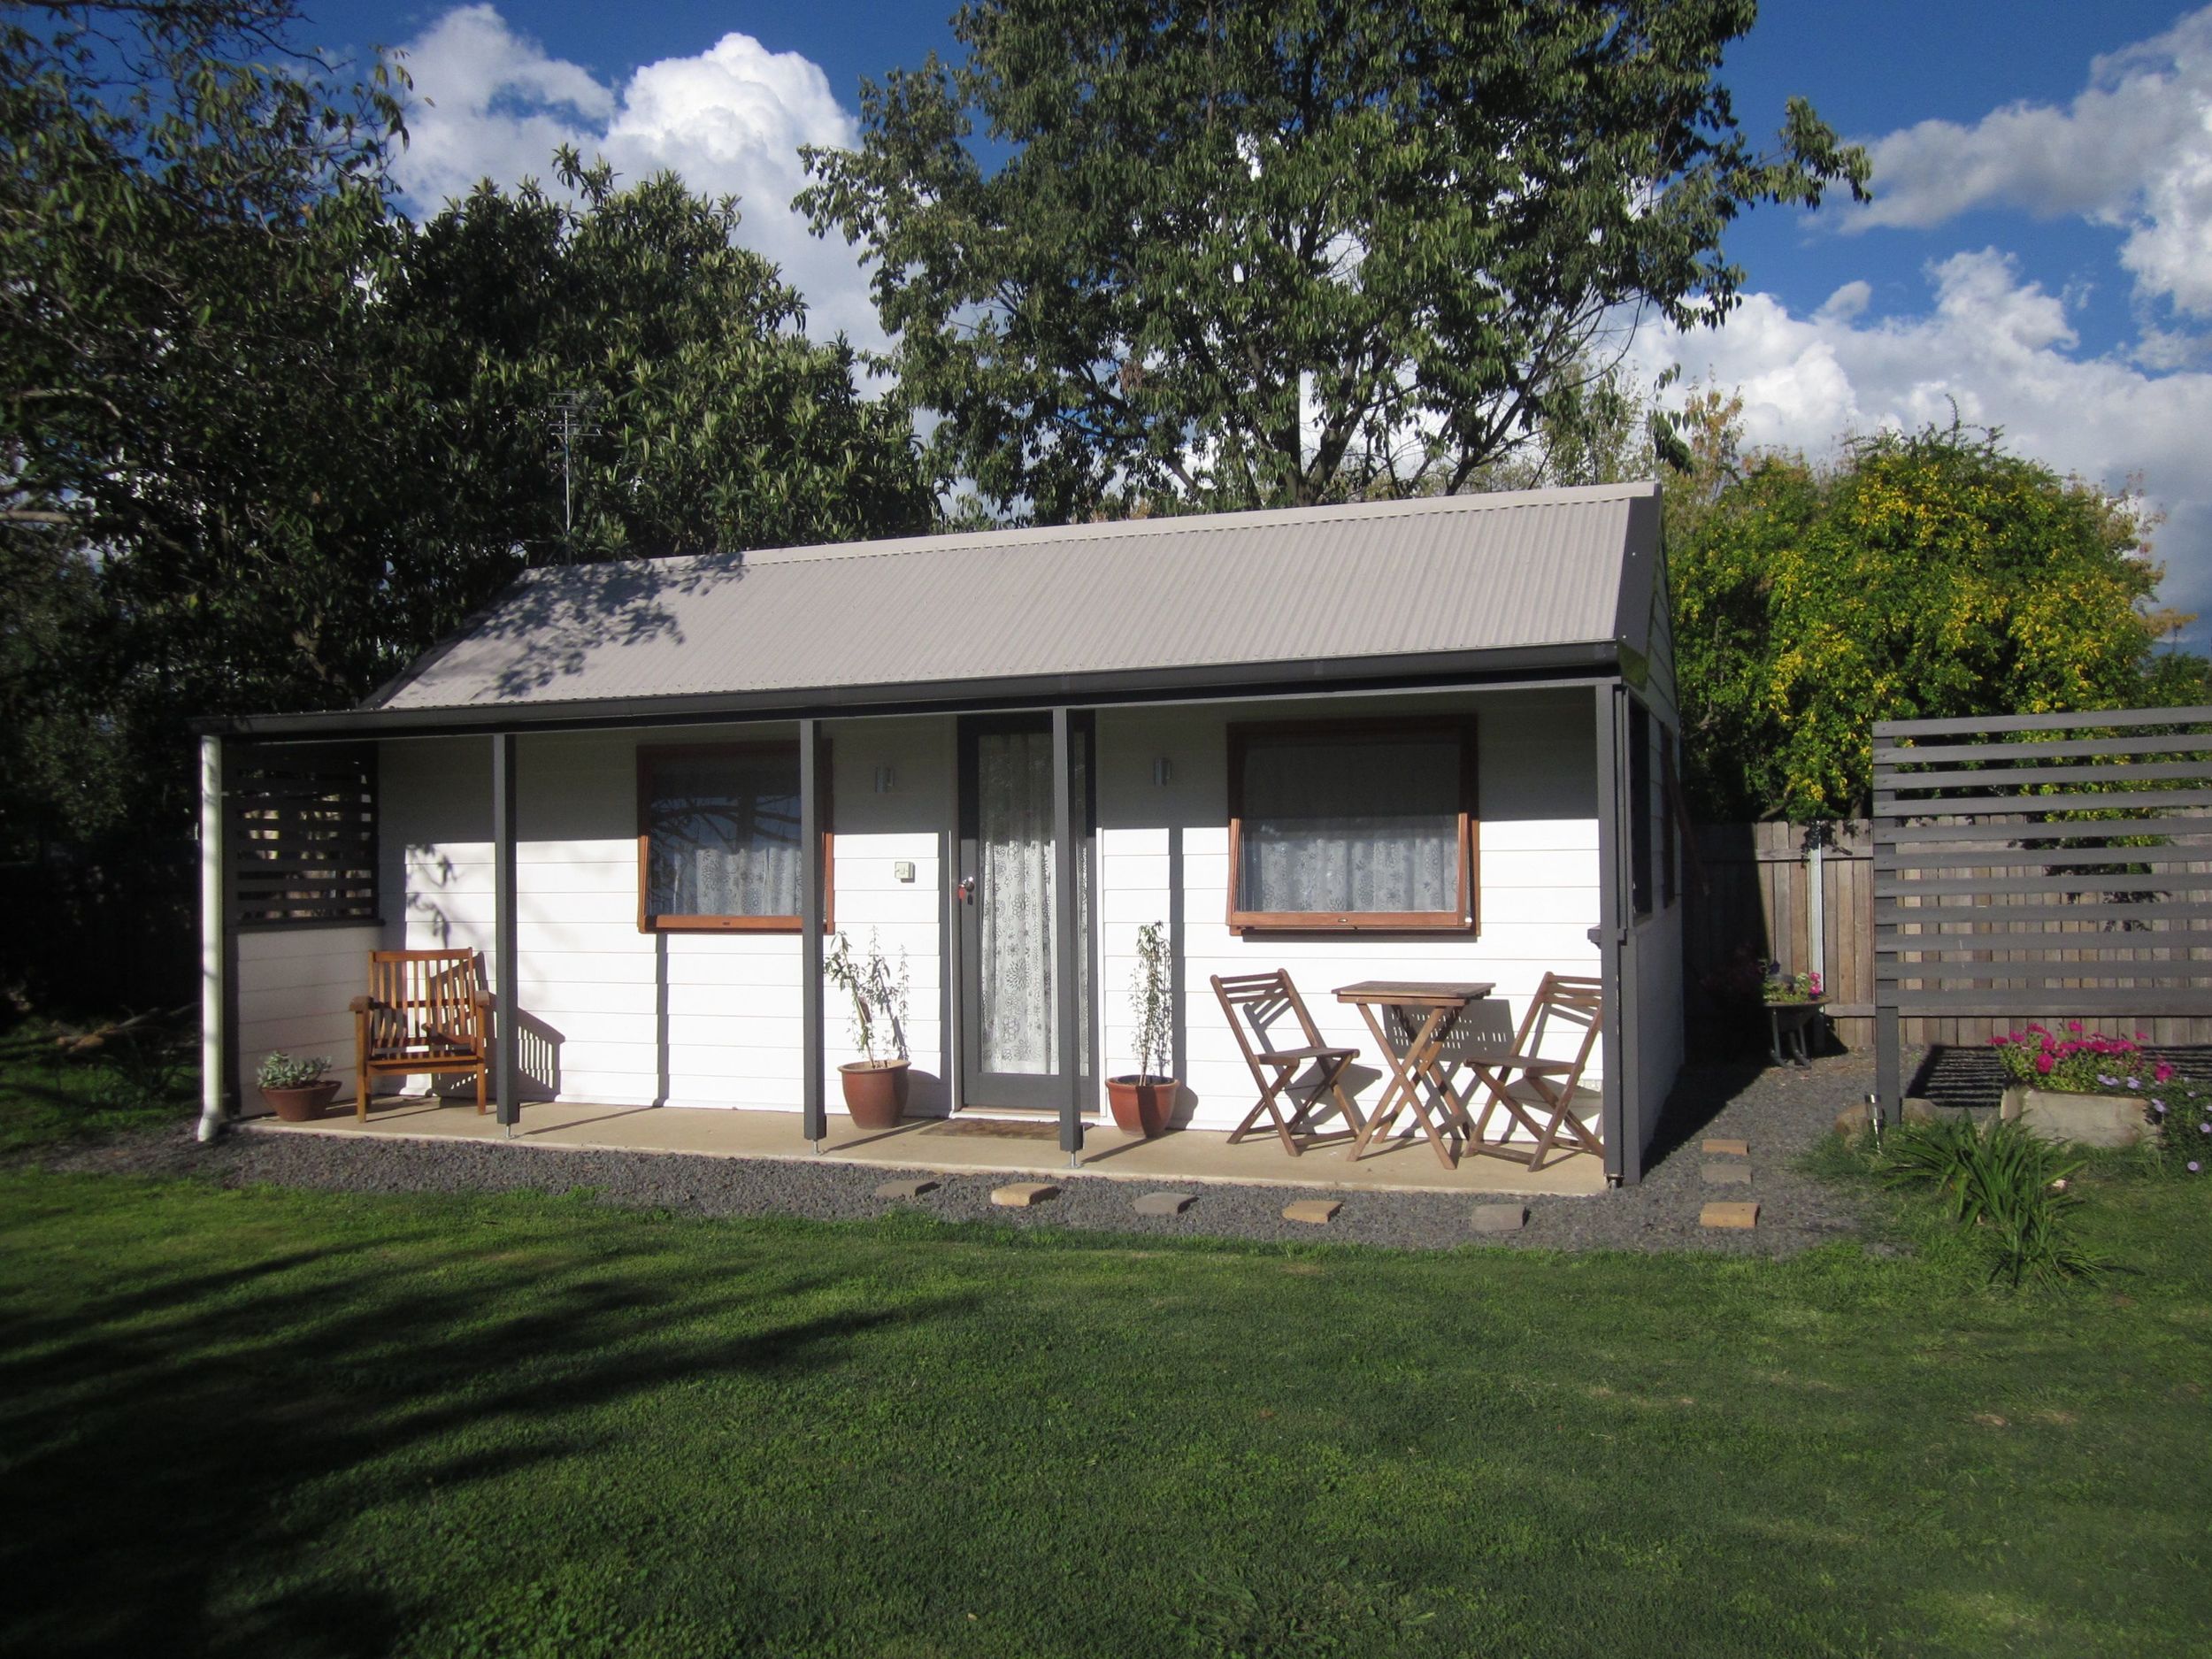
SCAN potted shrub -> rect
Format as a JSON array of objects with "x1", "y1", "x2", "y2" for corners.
[
  {"x1": 1991, "y1": 1023, "x2": 2166, "y2": 1148},
  {"x1": 825, "y1": 930, "x2": 910, "y2": 1130},
  {"x1": 1760, "y1": 960, "x2": 1824, "y2": 1067},
  {"x1": 257, "y1": 1051, "x2": 338, "y2": 1122},
  {"x1": 1105, "y1": 921, "x2": 1178, "y2": 1137}
]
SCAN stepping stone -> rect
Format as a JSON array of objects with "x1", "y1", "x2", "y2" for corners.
[
  {"x1": 1702, "y1": 1163, "x2": 1752, "y2": 1186},
  {"x1": 873, "y1": 1177, "x2": 940, "y2": 1201},
  {"x1": 990, "y1": 1181, "x2": 1058, "y2": 1208},
  {"x1": 1701, "y1": 1201, "x2": 1759, "y2": 1230},
  {"x1": 1281, "y1": 1199, "x2": 1341, "y2": 1225},
  {"x1": 1701, "y1": 1137, "x2": 1749, "y2": 1157},
  {"x1": 1133, "y1": 1191, "x2": 1195, "y2": 1217},
  {"x1": 1470, "y1": 1203, "x2": 1527, "y2": 1233}
]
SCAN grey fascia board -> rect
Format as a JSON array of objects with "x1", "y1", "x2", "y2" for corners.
[{"x1": 192, "y1": 639, "x2": 1624, "y2": 740}]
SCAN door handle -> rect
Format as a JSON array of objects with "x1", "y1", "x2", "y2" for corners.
[{"x1": 957, "y1": 876, "x2": 976, "y2": 904}]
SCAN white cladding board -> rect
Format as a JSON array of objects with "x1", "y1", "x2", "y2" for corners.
[
  {"x1": 1095, "y1": 689, "x2": 1603, "y2": 1136},
  {"x1": 373, "y1": 723, "x2": 949, "y2": 1112},
  {"x1": 348, "y1": 690, "x2": 1609, "y2": 1135},
  {"x1": 236, "y1": 924, "x2": 381, "y2": 1102}
]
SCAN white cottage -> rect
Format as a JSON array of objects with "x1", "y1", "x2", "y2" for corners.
[{"x1": 195, "y1": 481, "x2": 1686, "y2": 1184}]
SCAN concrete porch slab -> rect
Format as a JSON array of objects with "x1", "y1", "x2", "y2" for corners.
[{"x1": 249, "y1": 1097, "x2": 1610, "y2": 1198}]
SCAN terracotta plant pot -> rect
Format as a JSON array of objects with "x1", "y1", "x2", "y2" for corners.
[
  {"x1": 840, "y1": 1058, "x2": 911, "y2": 1130},
  {"x1": 1105, "y1": 1075, "x2": 1178, "y2": 1138},
  {"x1": 260, "y1": 1079, "x2": 341, "y2": 1123}
]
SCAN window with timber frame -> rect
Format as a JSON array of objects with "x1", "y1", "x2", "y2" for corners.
[
  {"x1": 1225, "y1": 717, "x2": 1478, "y2": 933},
  {"x1": 636, "y1": 741, "x2": 831, "y2": 933}
]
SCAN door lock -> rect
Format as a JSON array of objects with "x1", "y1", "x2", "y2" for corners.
[{"x1": 957, "y1": 876, "x2": 977, "y2": 904}]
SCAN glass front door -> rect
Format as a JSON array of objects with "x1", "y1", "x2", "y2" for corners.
[{"x1": 958, "y1": 715, "x2": 1092, "y2": 1110}]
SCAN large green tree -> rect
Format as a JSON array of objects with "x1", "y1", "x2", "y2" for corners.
[
  {"x1": 1673, "y1": 418, "x2": 2197, "y2": 820},
  {"x1": 1, "y1": 3, "x2": 927, "y2": 855},
  {"x1": 800, "y1": 0, "x2": 1869, "y2": 522}
]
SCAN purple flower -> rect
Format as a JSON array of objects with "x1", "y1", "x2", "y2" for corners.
[
  {"x1": 2151, "y1": 1100, "x2": 2167, "y2": 1114},
  {"x1": 2192, "y1": 1161, "x2": 2203, "y2": 1173},
  {"x1": 2200, "y1": 1122, "x2": 2210, "y2": 1135},
  {"x1": 2126, "y1": 1077, "x2": 2143, "y2": 1091}
]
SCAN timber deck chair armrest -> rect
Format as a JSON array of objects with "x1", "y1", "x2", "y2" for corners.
[
  {"x1": 352, "y1": 950, "x2": 495, "y2": 1121},
  {"x1": 1210, "y1": 971, "x2": 1365, "y2": 1156}
]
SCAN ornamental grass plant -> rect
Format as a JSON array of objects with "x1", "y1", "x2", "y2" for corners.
[{"x1": 1874, "y1": 1115, "x2": 2104, "y2": 1287}]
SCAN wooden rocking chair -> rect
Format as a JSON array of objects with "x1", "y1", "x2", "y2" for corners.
[
  {"x1": 1211, "y1": 971, "x2": 1364, "y2": 1156},
  {"x1": 1464, "y1": 972, "x2": 1604, "y2": 1170},
  {"x1": 349, "y1": 949, "x2": 493, "y2": 1120}
]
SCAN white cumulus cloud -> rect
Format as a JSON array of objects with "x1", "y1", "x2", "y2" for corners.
[
  {"x1": 390, "y1": 5, "x2": 879, "y2": 348},
  {"x1": 1847, "y1": 6, "x2": 2212, "y2": 318},
  {"x1": 1636, "y1": 250, "x2": 2212, "y2": 645}
]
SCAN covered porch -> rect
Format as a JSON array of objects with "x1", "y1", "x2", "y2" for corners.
[
  {"x1": 196, "y1": 485, "x2": 1684, "y2": 1186},
  {"x1": 242, "y1": 1095, "x2": 1612, "y2": 1196}
]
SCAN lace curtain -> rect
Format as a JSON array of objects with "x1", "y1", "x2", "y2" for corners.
[
  {"x1": 977, "y1": 730, "x2": 1089, "y2": 1074},
  {"x1": 644, "y1": 750, "x2": 803, "y2": 918},
  {"x1": 1239, "y1": 736, "x2": 1459, "y2": 914}
]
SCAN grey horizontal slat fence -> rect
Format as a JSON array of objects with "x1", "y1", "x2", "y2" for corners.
[{"x1": 1871, "y1": 707, "x2": 2212, "y2": 1118}]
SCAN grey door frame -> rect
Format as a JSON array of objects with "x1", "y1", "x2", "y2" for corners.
[{"x1": 956, "y1": 710, "x2": 1100, "y2": 1112}]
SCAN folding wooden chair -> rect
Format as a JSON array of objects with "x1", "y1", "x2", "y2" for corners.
[
  {"x1": 1211, "y1": 971, "x2": 1364, "y2": 1156},
  {"x1": 349, "y1": 949, "x2": 493, "y2": 1120},
  {"x1": 1464, "y1": 972, "x2": 1604, "y2": 1170}
]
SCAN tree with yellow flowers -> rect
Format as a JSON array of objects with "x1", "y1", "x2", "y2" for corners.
[{"x1": 1672, "y1": 414, "x2": 2204, "y2": 820}]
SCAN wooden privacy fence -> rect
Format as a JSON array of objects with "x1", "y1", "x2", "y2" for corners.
[
  {"x1": 1684, "y1": 821, "x2": 1877, "y2": 1049},
  {"x1": 1870, "y1": 706, "x2": 2212, "y2": 1117}
]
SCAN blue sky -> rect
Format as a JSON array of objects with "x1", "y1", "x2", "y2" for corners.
[{"x1": 299, "y1": 0, "x2": 2212, "y2": 647}]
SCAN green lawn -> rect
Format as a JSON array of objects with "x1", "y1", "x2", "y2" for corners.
[{"x1": 2, "y1": 1148, "x2": 2208, "y2": 1659}]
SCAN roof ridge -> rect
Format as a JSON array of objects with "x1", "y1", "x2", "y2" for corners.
[{"x1": 534, "y1": 480, "x2": 1658, "y2": 581}]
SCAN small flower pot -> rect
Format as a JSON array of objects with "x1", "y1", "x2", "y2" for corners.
[
  {"x1": 1104, "y1": 1076, "x2": 1177, "y2": 1138},
  {"x1": 2000, "y1": 1085, "x2": 2148, "y2": 1148},
  {"x1": 260, "y1": 1079, "x2": 341, "y2": 1123},
  {"x1": 839, "y1": 1058, "x2": 910, "y2": 1130}
]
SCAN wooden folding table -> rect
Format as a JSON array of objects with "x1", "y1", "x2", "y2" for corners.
[{"x1": 1332, "y1": 981, "x2": 1494, "y2": 1168}]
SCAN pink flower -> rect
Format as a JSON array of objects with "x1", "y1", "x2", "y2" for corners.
[
  {"x1": 2068, "y1": 1020, "x2": 2084, "y2": 1033},
  {"x1": 2035, "y1": 1053, "x2": 2055, "y2": 1075},
  {"x1": 2155, "y1": 1062, "x2": 2176, "y2": 1083}
]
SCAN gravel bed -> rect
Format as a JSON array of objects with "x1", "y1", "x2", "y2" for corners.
[{"x1": 26, "y1": 1051, "x2": 1905, "y2": 1255}]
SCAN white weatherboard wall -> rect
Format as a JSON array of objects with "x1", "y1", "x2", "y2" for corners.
[
  {"x1": 375, "y1": 721, "x2": 949, "y2": 1114},
  {"x1": 1094, "y1": 688, "x2": 1604, "y2": 1136},
  {"x1": 235, "y1": 924, "x2": 381, "y2": 1102}
]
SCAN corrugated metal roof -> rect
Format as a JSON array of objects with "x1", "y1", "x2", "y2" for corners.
[{"x1": 370, "y1": 480, "x2": 1661, "y2": 713}]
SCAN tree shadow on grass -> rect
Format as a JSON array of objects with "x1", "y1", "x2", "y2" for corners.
[{"x1": 0, "y1": 1210, "x2": 969, "y2": 1657}]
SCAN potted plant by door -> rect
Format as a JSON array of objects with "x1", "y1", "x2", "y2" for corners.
[
  {"x1": 257, "y1": 1051, "x2": 339, "y2": 1122},
  {"x1": 1105, "y1": 921, "x2": 1179, "y2": 1137},
  {"x1": 825, "y1": 930, "x2": 910, "y2": 1130}
]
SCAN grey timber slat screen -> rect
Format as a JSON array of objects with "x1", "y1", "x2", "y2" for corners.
[
  {"x1": 229, "y1": 745, "x2": 380, "y2": 927},
  {"x1": 1872, "y1": 707, "x2": 2212, "y2": 1116}
]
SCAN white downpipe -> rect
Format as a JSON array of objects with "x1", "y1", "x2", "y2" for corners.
[
  {"x1": 197, "y1": 734, "x2": 227, "y2": 1142},
  {"x1": 1807, "y1": 829, "x2": 1826, "y2": 995}
]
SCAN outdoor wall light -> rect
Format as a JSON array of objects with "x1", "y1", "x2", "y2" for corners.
[
  {"x1": 874, "y1": 764, "x2": 897, "y2": 794},
  {"x1": 1153, "y1": 757, "x2": 1172, "y2": 787}
]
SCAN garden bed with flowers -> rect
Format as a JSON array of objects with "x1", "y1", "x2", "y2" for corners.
[{"x1": 1990, "y1": 1024, "x2": 2210, "y2": 1167}]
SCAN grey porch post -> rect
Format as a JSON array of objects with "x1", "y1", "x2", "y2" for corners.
[
  {"x1": 196, "y1": 734, "x2": 228, "y2": 1142},
  {"x1": 1593, "y1": 682, "x2": 1632, "y2": 1186},
  {"x1": 800, "y1": 718, "x2": 827, "y2": 1145},
  {"x1": 1053, "y1": 706, "x2": 1083, "y2": 1160},
  {"x1": 492, "y1": 733, "x2": 521, "y2": 1129}
]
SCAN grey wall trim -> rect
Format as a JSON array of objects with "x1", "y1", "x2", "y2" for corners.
[
  {"x1": 194, "y1": 645, "x2": 1624, "y2": 741},
  {"x1": 1052, "y1": 708, "x2": 1084, "y2": 1156},
  {"x1": 492, "y1": 733, "x2": 520, "y2": 1128},
  {"x1": 800, "y1": 719, "x2": 827, "y2": 1143},
  {"x1": 1594, "y1": 681, "x2": 1633, "y2": 1185}
]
